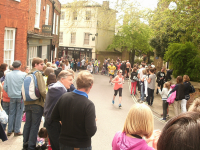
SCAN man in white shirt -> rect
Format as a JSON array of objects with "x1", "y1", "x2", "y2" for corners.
[
  {"x1": 81, "y1": 58, "x2": 85, "y2": 69},
  {"x1": 137, "y1": 64, "x2": 146, "y2": 101}
]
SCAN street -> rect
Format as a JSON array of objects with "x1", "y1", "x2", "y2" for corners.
[{"x1": 1, "y1": 73, "x2": 165, "y2": 150}]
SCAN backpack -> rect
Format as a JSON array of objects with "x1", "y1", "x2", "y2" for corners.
[
  {"x1": 22, "y1": 71, "x2": 41, "y2": 101},
  {"x1": 190, "y1": 84, "x2": 195, "y2": 93}
]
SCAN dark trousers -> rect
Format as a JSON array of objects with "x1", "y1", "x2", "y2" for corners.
[
  {"x1": 163, "y1": 100, "x2": 168, "y2": 119},
  {"x1": 147, "y1": 88, "x2": 154, "y2": 105},
  {"x1": 46, "y1": 121, "x2": 61, "y2": 150},
  {"x1": 60, "y1": 143, "x2": 92, "y2": 150},
  {"x1": 137, "y1": 81, "x2": 140, "y2": 91},
  {"x1": 156, "y1": 80, "x2": 164, "y2": 94},
  {"x1": 23, "y1": 104, "x2": 43, "y2": 150}
]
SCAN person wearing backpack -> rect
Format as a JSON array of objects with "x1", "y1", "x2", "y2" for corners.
[
  {"x1": 182, "y1": 75, "x2": 194, "y2": 113},
  {"x1": 3, "y1": 60, "x2": 26, "y2": 136},
  {"x1": 23, "y1": 57, "x2": 46, "y2": 150}
]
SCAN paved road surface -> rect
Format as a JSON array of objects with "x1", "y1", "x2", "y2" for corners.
[{"x1": 1, "y1": 73, "x2": 165, "y2": 150}]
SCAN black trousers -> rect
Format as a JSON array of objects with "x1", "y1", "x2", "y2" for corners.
[
  {"x1": 156, "y1": 80, "x2": 164, "y2": 94},
  {"x1": 45, "y1": 121, "x2": 61, "y2": 150},
  {"x1": 147, "y1": 88, "x2": 154, "y2": 105},
  {"x1": 163, "y1": 100, "x2": 169, "y2": 119}
]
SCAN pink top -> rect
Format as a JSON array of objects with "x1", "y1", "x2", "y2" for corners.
[
  {"x1": 112, "y1": 131, "x2": 154, "y2": 150},
  {"x1": 114, "y1": 76, "x2": 123, "y2": 90}
]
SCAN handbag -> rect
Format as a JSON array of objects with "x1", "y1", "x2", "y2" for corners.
[
  {"x1": 133, "y1": 76, "x2": 139, "y2": 81},
  {"x1": 0, "y1": 110, "x2": 8, "y2": 124}
]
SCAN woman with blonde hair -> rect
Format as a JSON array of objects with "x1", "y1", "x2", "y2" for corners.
[
  {"x1": 112, "y1": 69, "x2": 124, "y2": 108},
  {"x1": 65, "y1": 59, "x2": 70, "y2": 70},
  {"x1": 112, "y1": 103, "x2": 154, "y2": 150}
]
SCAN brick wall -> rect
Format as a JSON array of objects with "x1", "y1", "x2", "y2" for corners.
[{"x1": 0, "y1": 0, "x2": 29, "y2": 69}]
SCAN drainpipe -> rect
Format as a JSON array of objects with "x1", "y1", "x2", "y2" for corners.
[{"x1": 51, "y1": 0, "x2": 55, "y2": 61}]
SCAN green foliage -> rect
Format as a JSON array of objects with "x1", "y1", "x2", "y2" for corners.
[
  {"x1": 134, "y1": 58, "x2": 143, "y2": 64},
  {"x1": 107, "y1": 21, "x2": 153, "y2": 54},
  {"x1": 164, "y1": 42, "x2": 200, "y2": 82},
  {"x1": 149, "y1": 0, "x2": 200, "y2": 46}
]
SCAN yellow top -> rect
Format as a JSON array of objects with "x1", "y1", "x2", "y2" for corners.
[{"x1": 108, "y1": 65, "x2": 116, "y2": 75}]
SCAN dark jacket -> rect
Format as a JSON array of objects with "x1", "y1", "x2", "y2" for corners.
[
  {"x1": 130, "y1": 72, "x2": 138, "y2": 81},
  {"x1": 184, "y1": 82, "x2": 191, "y2": 96},
  {"x1": 67, "y1": 84, "x2": 76, "y2": 92},
  {"x1": 54, "y1": 68, "x2": 62, "y2": 78},
  {"x1": 170, "y1": 83, "x2": 185, "y2": 100},
  {"x1": 51, "y1": 91, "x2": 97, "y2": 148},
  {"x1": 44, "y1": 81, "x2": 68, "y2": 124}
]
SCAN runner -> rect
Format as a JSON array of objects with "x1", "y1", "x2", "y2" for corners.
[
  {"x1": 126, "y1": 60, "x2": 131, "y2": 79},
  {"x1": 112, "y1": 69, "x2": 124, "y2": 108},
  {"x1": 108, "y1": 63, "x2": 116, "y2": 85}
]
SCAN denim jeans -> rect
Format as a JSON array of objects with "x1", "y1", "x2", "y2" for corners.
[
  {"x1": 140, "y1": 82, "x2": 144, "y2": 101},
  {"x1": 60, "y1": 143, "x2": 92, "y2": 150},
  {"x1": 23, "y1": 104, "x2": 43, "y2": 150},
  {"x1": 8, "y1": 98, "x2": 24, "y2": 133},
  {"x1": 1, "y1": 102, "x2": 10, "y2": 130}
]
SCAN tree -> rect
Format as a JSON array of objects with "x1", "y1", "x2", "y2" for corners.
[
  {"x1": 164, "y1": 42, "x2": 200, "y2": 81},
  {"x1": 107, "y1": 21, "x2": 153, "y2": 64},
  {"x1": 149, "y1": 0, "x2": 200, "y2": 46}
]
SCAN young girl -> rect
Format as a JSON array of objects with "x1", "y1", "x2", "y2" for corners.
[
  {"x1": 112, "y1": 69, "x2": 124, "y2": 108},
  {"x1": 158, "y1": 82, "x2": 170, "y2": 121},
  {"x1": 36, "y1": 127, "x2": 52, "y2": 150}
]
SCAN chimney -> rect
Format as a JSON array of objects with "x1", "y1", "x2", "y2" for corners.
[{"x1": 103, "y1": 1, "x2": 109, "y2": 9}]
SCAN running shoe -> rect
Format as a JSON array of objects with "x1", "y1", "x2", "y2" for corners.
[
  {"x1": 159, "y1": 118, "x2": 166, "y2": 121},
  {"x1": 119, "y1": 104, "x2": 122, "y2": 108},
  {"x1": 112, "y1": 100, "x2": 114, "y2": 104}
]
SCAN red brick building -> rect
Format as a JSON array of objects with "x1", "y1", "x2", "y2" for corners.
[
  {"x1": 0, "y1": 0, "x2": 61, "y2": 69},
  {"x1": 0, "y1": 0, "x2": 29, "y2": 68}
]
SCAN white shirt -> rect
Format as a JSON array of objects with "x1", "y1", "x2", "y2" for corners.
[
  {"x1": 81, "y1": 59, "x2": 85, "y2": 66},
  {"x1": 138, "y1": 68, "x2": 145, "y2": 81},
  {"x1": 65, "y1": 64, "x2": 70, "y2": 70}
]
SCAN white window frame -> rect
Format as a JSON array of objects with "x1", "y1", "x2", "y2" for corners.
[
  {"x1": 59, "y1": 32, "x2": 63, "y2": 44},
  {"x1": 52, "y1": 12, "x2": 56, "y2": 34},
  {"x1": 71, "y1": 32, "x2": 76, "y2": 44},
  {"x1": 45, "y1": 4, "x2": 50, "y2": 25},
  {"x1": 28, "y1": 46, "x2": 37, "y2": 69},
  {"x1": 42, "y1": 46, "x2": 47, "y2": 59},
  {"x1": 56, "y1": 15, "x2": 59, "y2": 35},
  {"x1": 86, "y1": 11, "x2": 91, "y2": 20},
  {"x1": 73, "y1": 11, "x2": 77, "y2": 20},
  {"x1": 4, "y1": 28, "x2": 16, "y2": 66},
  {"x1": 61, "y1": 11, "x2": 65, "y2": 20},
  {"x1": 35, "y1": 0, "x2": 41, "y2": 28},
  {"x1": 84, "y1": 33, "x2": 90, "y2": 45}
]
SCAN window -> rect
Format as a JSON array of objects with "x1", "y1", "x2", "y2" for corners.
[
  {"x1": 71, "y1": 32, "x2": 76, "y2": 44},
  {"x1": 52, "y1": 12, "x2": 56, "y2": 34},
  {"x1": 4, "y1": 28, "x2": 16, "y2": 66},
  {"x1": 84, "y1": 33, "x2": 90, "y2": 45},
  {"x1": 45, "y1": 5, "x2": 50, "y2": 25},
  {"x1": 73, "y1": 11, "x2": 77, "y2": 20},
  {"x1": 86, "y1": 11, "x2": 91, "y2": 20},
  {"x1": 35, "y1": 0, "x2": 41, "y2": 28},
  {"x1": 59, "y1": 32, "x2": 63, "y2": 44},
  {"x1": 56, "y1": 15, "x2": 59, "y2": 35},
  {"x1": 61, "y1": 11, "x2": 65, "y2": 20},
  {"x1": 28, "y1": 47, "x2": 37, "y2": 68},
  {"x1": 42, "y1": 46, "x2": 47, "y2": 59}
]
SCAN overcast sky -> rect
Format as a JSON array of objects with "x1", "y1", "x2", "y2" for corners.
[{"x1": 60, "y1": 0, "x2": 159, "y2": 10}]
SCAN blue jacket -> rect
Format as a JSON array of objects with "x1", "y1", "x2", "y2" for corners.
[
  {"x1": 3, "y1": 70, "x2": 26, "y2": 98},
  {"x1": 44, "y1": 81, "x2": 68, "y2": 124}
]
